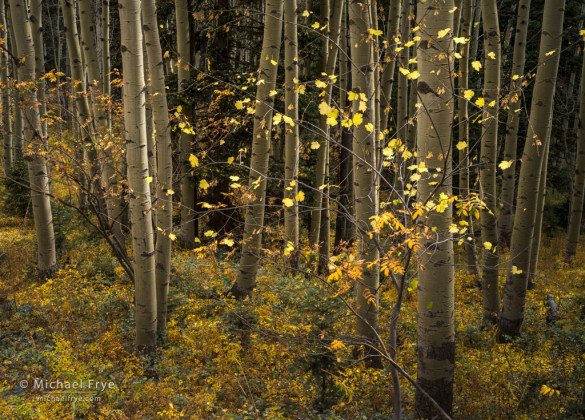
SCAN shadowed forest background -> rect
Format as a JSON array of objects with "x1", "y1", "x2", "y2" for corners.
[{"x1": 1, "y1": 0, "x2": 585, "y2": 418}]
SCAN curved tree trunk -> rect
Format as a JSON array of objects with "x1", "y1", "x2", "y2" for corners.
[
  {"x1": 499, "y1": 0, "x2": 565, "y2": 338},
  {"x1": 414, "y1": 0, "x2": 455, "y2": 416},
  {"x1": 479, "y1": 0, "x2": 501, "y2": 324},
  {"x1": 229, "y1": 0, "x2": 284, "y2": 298},
  {"x1": 9, "y1": 0, "x2": 57, "y2": 277},
  {"x1": 142, "y1": 0, "x2": 173, "y2": 335},
  {"x1": 119, "y1": 0, "x2": 157, "y2": 352},
  {"x1": 499, "y1": 0, "x2": 531, "y2": 247},
  {"x1": 565, "y1": 50, "x2": 585, "y2": 262}
]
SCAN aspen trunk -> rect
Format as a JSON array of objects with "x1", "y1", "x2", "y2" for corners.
[
  {"x1": 499, "y1": 0, "x2": 531, "y2": 247},
  {"x1": 458, "y1": 0, "x2": 479, "y2": 278},
  {"x1": 0, "y1": 0, "x2": 11, "y2": 172},
  {"x1": 348, "y1": 0, "x2": 380, "y2": 364},
  {"x1": 309, "y1": 0, "x2": 344, "y2": 251},
  {"x1": 29, "y1": 0, "x2": 47, "y2": 140},
  {"x1": 479, "y1": 0, "x2": 501, "y2": 324},
  {"x1": 175, "y1": 0, "x2": 196, "y2": 248},
  {"x1": 283, "y1": 0, "x2": 300, "y2": 269},
  {"x1": 379, "y1": 0, "x2": 401, "y2": 133},
  {"x1": 142, "y1": 0, "x2": 173, "y2": 333},
  {"x1": 396, "y1": 0, "x2": 409, "y2": 142},
  {"x1": 565, "y1": 50, "x2": 585, "y2": 262},
  {"x1": 229, "y1": 0, "x2": 283, "y2": 298},
  {"x1": 415, "y1": 0, "x2": 455, "y2": 416},
  {"x1": 9, "y1": 0, "x2": 57, "y2": 277},
  {"x1": 119, "y1": 0, "x2": 157, "y2": 351},
  {"x1": 499, "y1": 0, "x2": 564, "y2": 338}
]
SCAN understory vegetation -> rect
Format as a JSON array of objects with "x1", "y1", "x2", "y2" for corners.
[{"x1": 1, "y1": 209, "x2": 583, "y2": 419}]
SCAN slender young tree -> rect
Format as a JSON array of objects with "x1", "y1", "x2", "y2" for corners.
[
  {"x1": 566, "y1": 49, "x2": 585, "y2": 262},
  {"x1": 499, "y1": 0, "x2": 531, "y2": 247},
  {"x1": 29, "y1": 0, "x2": 47, "y2": 139},
  {"x1": 348, "y1": 0, "x2": 380, "y2": 363},
  {"x1": 457, "y1": 0, "x2": 479, "y2": 277},
  {"x1": 499, "y1": 0, "x2": 565, "y2": 338},
  {"x1": 229, "y1": 0, "x2": 284, "y2": 298},
  {"x1": 0, "y1": 0, "x2": 12, "y2": 172},
  {"x1": 119, "y1": 0, "x2": 157, "y2": 351},
  {"x1": 9, "y1": 0, "x2": 57, "y2": 277},
  {"x1": 283, "y1": 0, "x2": 300, "y2": 269},
  {"x1": 309, "y1": 0, "x2": 344, "y2": 255},
  {"x1": 175, "y1": 0, "x2": 196, "y2": 248},
  {"x1": 415, "y1": 0, "x2": 455, "y2": 415},
  {"x1": 141, "y1": 0, "x2": 173, "y2": 334},
  {"x1": 396, "y1": 0, "x2": 409, "y2": 142},
  {"x1": 479, "y1": 0, "x2": 501, "y2": 323},
  {"x1": 380, "y1": 0, "x2": 401, "y2": 134}
]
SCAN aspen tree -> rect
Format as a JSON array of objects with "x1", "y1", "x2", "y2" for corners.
[
  {"x1": 479, "y1": 0, "x2": 501, "y2": 323},
  {"x1": 499, "y1": 0, "x2": 530, "y2": 247},
  {"x1": 283, "y1": 0, "x2": 300, "y2": 269},
  {"x1": 141, "y1": 0, "x2": 173, "y2": 333},
  {"x1": 499, "y1": 0, "x2": 564, "y2": 338},
  {"x1": 380, "y1": 0, "x2": 401, "y2": 133},
  {"x1": 457, "y1": 0, "x2": 479, "y2": 277},
  {"x1": 229, "y1": 0, "x2": 284, "y2": 298},
  {"x1": 0, "y1": 0, "x2": 11, "y2": 172},
  {"x1": 414, "y1": 0, "x2": 455, "y2": 415},
  {"x1": 119, "y1": 0, "x2": 157, "y2": 351},
  {"x1": 175, "y1": 0, "x2": 197, "y2": 248},
  {"x1": 566, "y1": 49, "x2": 585, "y2": 262},
  {"x1": 348, "y1": 0, "x2": 380, "y2": 363},
  {"x1": 28, "y1": 0, "x2": 47, "y2": 139},
  {"x1": 8, "y1": 0, "x2": 57, "y2": 277}
]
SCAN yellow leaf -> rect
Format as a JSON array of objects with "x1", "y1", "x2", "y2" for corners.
[
  {"x1": 145, "y1": 176, "x2": 153, "y2": 183},
  {"x1": 408, "y1": 70, "x2": 421, "y2": 80},
  {"x1": 449, "y1": 224, "x2": 459, "y2": 233},
  {"x1": 463, "y1": 89, "x2": 474, "y2": 100},
  {"x1": 399, "y1": 67, "x2": 410, "y2": 76},
  {"x1": 475, "y1": 97, "x2": 485, "y2": 107},
  {"x1": 437, "y1": 28, "x2": 451, "y2": 38},
  {"x1": 512, "y1": 74, "x2": 521, "y2": 80},
  {"x1": 545, "y1": 49, "x2": 556, "y2": 56},
  {"x1": 484, "y1": 241, "x2": 492, "y2": 250},
  {"x1": 472, "y1": 61, "x2": 482, "y2": 71},
  {"x1": 163, "y1": 51, "x2": 170, "y2": 58},
  {"x1": 302, "y1": 10, "x2": 310, "y2": 17},
  {"x1": 200, "y1": 179, "x2": 210, "y2": 190},
  {"x1": 487, "y1": 51, "x2": 496, "y2": 60},
  {"x1": 347, "y1": 91, "x2": 358, "y2": 101},
  {"x1": 282, "y1": 115, "x2": 295, "y2": 126},
  {"x1": 169, "y1": 233, "x2": 176, "y2": 241},
  {"x1": 189, "y1": 154, "x2": 199, "y2": 167},
  {"x1": 368, "y1": 28, "x2": 383, "y2": 36},
  {"x1": 227, "y1": 157, "x2": 234, "y2": 164},
  {"x1": 318, "y1": 101, "x2": 332, "y2": 115},
  {"x1": 449, "y1": 6, "x2": 457, "y2": 13},
  {"x1": 295, "y1": 191, "x2": 305, "y2": 202},
  {"x1": 581, "y1": 29, "x2": 585, "y2": 36},
  {"x1": 488, "y1": 100, "x2": 496, "y2": 107},
  {"x1": 353, "y1": 113, "x2": 363, "y2": 126},
  {"x1": 453, "y1": 37, "x2": 468, "y2": 44},
  {"x1": 269, "y1": 90, "x2": 277, "y2": 96},
  {"x1": 365, "y1": 123, "x2": 374, "y2": 132},
  {"x1": 282, "y1": 198, "x2": 294, "y2": 207},
  {"x1": 326, "y1": 116, "x2": 338, "y2": 126},
  {"x1": 359, "y1": 100, "x2": 367, "y2": 112},
  {"x1": 312, "y1": 21, "x2": 320, "y2": 29},
  {"x1": 456, "y1": 141, "x2": 468, "y2": 150},
  {"x1": 315, "y1": 79, "x2": 327, "y2": 88},
  {"x1": 511, "y1": 265, "x2": 523, "y2": 275},
  {"x1": 177, "y1": 105, "x2": 183, "y2": 113},
  {"x1": 273, "y1": 113, "x2": 282, "y2": 125},
  {"x1": 404, "y1": 41, "x2": 414, "y2": 47},
  {"x1": 498, "y1": 160, "x2": 513, "y2": 170},
  {"x1": 222, "y1": 238, "x2": 234, "y2": 247},
  {"x1": 311, "y1": 141, "x2": 320, "y2": 150},
  {"x1": 204, "y1": 230, "x2": 215, "y2": 237},
  {"x1": 167, "y1": 189, "x2": 175, "y2": 195}
]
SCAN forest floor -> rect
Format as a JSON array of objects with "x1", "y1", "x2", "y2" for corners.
[{"x1": 0, "y1": 208, "x2": 584, "y2": 419}]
